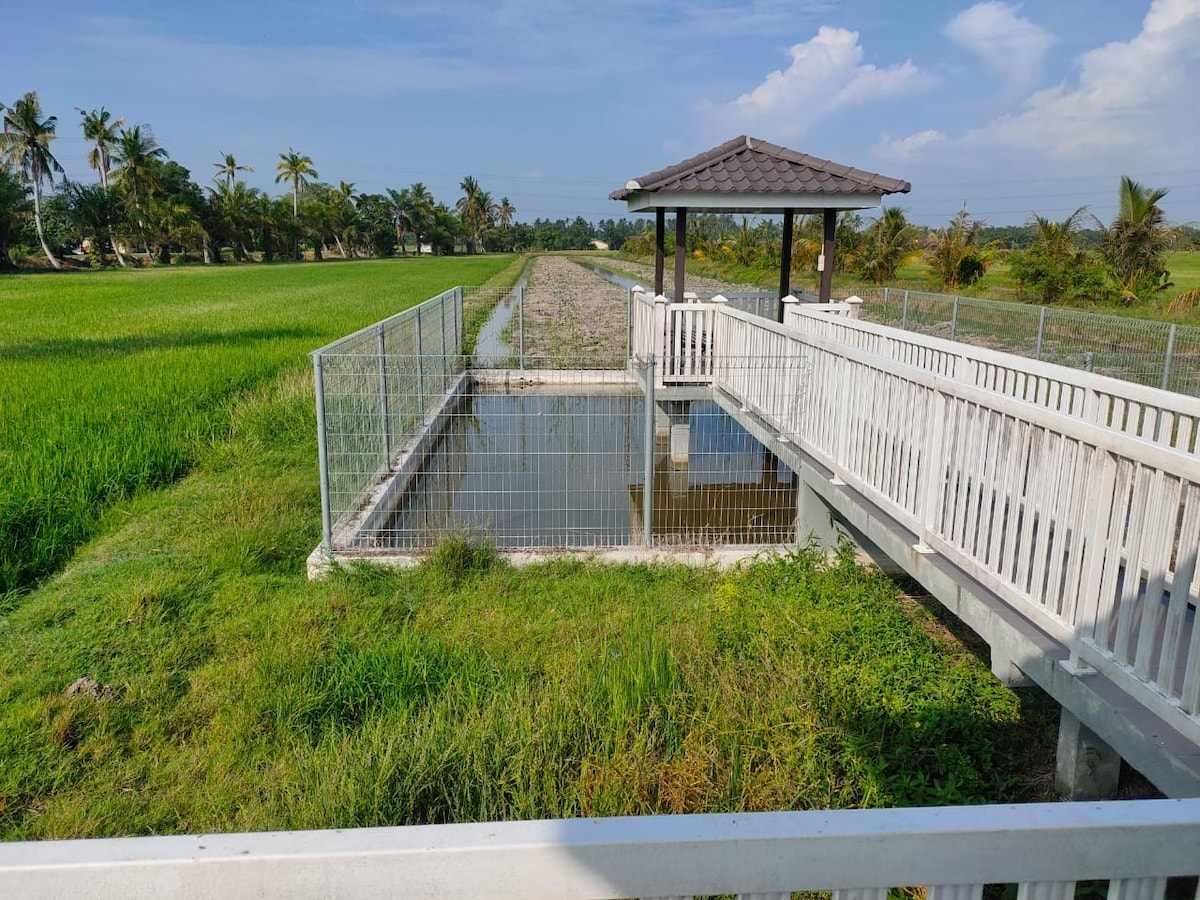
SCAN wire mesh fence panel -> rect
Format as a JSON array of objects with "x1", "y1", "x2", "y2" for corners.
[
  {"x1": 864, "y1": 289, "x2": 1200, "y2": 397},
  {"x1": 313, "y1": 288, "x2": 465, "y2": 541},
  {"x1": 322, "y1": 353, "x2": 802, "y2": 553}
]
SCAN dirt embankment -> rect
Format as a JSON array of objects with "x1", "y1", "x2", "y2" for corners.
[{"x1": 519, "y1": 256, "x2": 630, "y2": 360}]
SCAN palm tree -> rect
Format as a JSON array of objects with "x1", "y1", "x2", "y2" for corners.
[
  {"x1": 77, "y1": 107, "x2": 124, "y2": 189},
  {"x1": 856, "y1": 206, "x2": 917, "y2": 284},
  {"x1": 0, "y1": 164, "x2": 29, "y2": 270},
  {"x1": 210, "y1": 180, "x2": 262, "y2": 261},
  {"x1": 1011, "y1": 207, "x2": 1103, "y2": 304},
  {"x1": 274, "y1": 149, "x2": 317, "y2": 220},
  {"x1": 111, "y1": 125, "x2": 168, "y2": 258},
  {"x1": 1097, "y1": 176, "x2": 1177, "y2": 303},
  {"x1": 406, "y1": 182, "x2": 434, "y2": 255},
  {"x1": 213, "y1": 152, "x2": 253, "y2": 190},
  {"x1": 925, "y1": 208, "x2": 990, "y2": 290},
  {"x1": 385, "y1": 187, "x2": 410, "y2": 253},
  {"x1": 0, "y1": 91, "x2": 65, "y2": 268},
  {"x1": 64, "y1": 180, "x2": 127, "y2": 267},
  {"x1": 456, "y1": 175, "x2": 493, "y2": 253}
]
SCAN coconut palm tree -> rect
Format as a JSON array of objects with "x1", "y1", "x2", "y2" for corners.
[
  {"x1": 1097, "y1": 176, "x2": 1177, "y2": 304},
  {"x1": 856, "y1": 206, "x2": 917, "y2": 284},
  {"x1": 0, "y1": 91, "x2": 65, "y2": 268},
  {"x1": 385, "y1": 187, "x2": 410, "y2": 253},
  {"x1": 456, "y1": 175, "x2": 493, "y2": 253},
  {"x1": 406, "y1": 182, "x2": 434, "y2": 255},
  {"x1": 925, "y1": 208, "x2": 990, "y2": 290},
  {"x1": 274, "y1": 149, "x2": 317, "y2": 220},
  {"x1": 64, "y1": 180, "x2": 127, "y2": 267},
  {"x1": 0, "y1": 164, "x2": 29, "y2": 270},
  {"x1": 111, "y1": 125, "x2": 169, "y2": 259},
  {"x1": 77, "y1": 107, "x2": 124, "y2": 189},
  {"x1": 213, "y1": 152, "x2": 253, "y2": 190}
]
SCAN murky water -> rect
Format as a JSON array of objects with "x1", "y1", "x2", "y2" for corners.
[
  {"x1": 578, "y1": 262, "x2": 644, "y2": 291},
  {"x1": 376, "y1": 391, "x2": 796, "y2": 549}
]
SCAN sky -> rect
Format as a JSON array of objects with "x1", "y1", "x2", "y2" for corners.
[{"x1": 4, "y1": 0, "x2": 1199, "y2": 228}]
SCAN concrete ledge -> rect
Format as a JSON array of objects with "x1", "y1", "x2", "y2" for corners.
[{"x1": 308, "y1": 544, "x2": 799, "y2": 579}]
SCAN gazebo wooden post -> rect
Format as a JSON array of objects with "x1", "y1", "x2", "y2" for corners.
[
  {"x1": 654, "y1": 208, "x2": 665, "y2": 297},
  {"x1": 778, "y1": 208, "x2": 794, "y2": 322},
  {"x1": 674, "y1": 207, "x2": 687, "y2": 302},
  {"x1": 820, "y1": 208, "x2": 836, "y2": 304}
]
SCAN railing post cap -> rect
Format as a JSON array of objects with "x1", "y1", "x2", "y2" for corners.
[
  {"x1": 683, "y1": 291, "x2": 699, "y2": 302},
  {"x1": 654, "y1": 294, "x2": 669, "y2": 304},
  {"x1": 781, "y1": 294, "x2": 800, "y2": 304},
  {"x1": 711, "y1": 294, "x2": 729, "y2": 304},
  {"x1": 845, "y1": 296, "x2": 864, "y2": 305},
  {"x1": 631, "y1": 284, "x2": 645, "y2": 293}
]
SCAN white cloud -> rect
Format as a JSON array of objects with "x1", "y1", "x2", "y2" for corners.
[
  {"x1": 944, "y1": 2, "x2": 1055, "y2": 94},
  {"x1": 874, "y1": 130, "x2": 947, "y2": 160},
  {"x1": 703, "y1": 26, "x2": 936, "y2": 140},
  {"x1": 969, "y1": 0, "x2": 1200, "y2": 161}
]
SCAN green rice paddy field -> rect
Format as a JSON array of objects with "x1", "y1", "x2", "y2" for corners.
[
  {"x1": 0, "y1": 257, "x2": 512, "y2": 597},
  {"x1": 0, "y1": 258, "x2": 1055, "y2": 840}
]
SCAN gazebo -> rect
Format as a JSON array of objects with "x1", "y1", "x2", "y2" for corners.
[{"x1": 611, "y1": 135, "x2": 911, "y2": 320}]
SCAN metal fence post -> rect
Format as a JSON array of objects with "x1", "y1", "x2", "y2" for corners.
[
  {"x1": 643, "y1": 354, "x2": 656, "y2": 547},
  {"x1": 1035, "y1": 307, "x2": 1046, "y2": 360},
  {"x1": 518, "y1": 285, "x2": 526, "y2": 370},
  {"x1": 901, "y1": 290, "x2": 910, "y2": 330},
  {"x1": 378, "y1": 324, "x2": 391, "y2": 460},
  {"x1": 1084, "y1": 352, "x2": 1094, "y2": 373},
  {"x1": 416, "y1": 306, "x2": 425, "y2": 412},
  {"x1": 626, "y1": 286, "x2": 634, "y2": 364},
  {"x1": 313, "y1": 352, "x2": 333, "y2": 551},
  {"x1": 950, "y1": 296, "x2": 960, "y2": 340},
  {"x1": 1162, "y1": 324, "x2": 1177, "y2": 391}
]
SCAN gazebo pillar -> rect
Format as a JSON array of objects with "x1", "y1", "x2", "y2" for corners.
[
  {"x1": 778, "y1": 208, "x2": 794, "y2": 322},
  {"x1": 674, "y1": 207, "x2": 687, "y2": 302},
  {"x1": 820, "y1": 208, "x2": 836, "y2": 304},
  {"x1": 654, "y1": 208, "x2": 665, "y2": 297}
]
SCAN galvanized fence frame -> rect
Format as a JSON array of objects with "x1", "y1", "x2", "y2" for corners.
[
  {"x1": 312, "y1": 287, "x2": 464, "y2": 549},
  {"x1": 870, "y1": 288, "x2": 1200, "y2": 396}
]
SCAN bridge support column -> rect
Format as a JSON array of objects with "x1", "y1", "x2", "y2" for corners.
[
  {"x1": 655, "y1": 401, "x2": 691, "y2": 467},
  {"x1": 795, "y1": 474, "x2": 841, "y2": 548},
  {"x1": 1056, "y1": 710, "x2": 1122, "y2": 800},
  {"x1": 988, "y1": 635, "x2": 1034, "y2": 688}
]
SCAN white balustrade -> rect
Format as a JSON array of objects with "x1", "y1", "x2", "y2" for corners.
[{"x1": 3, "y1": 801, "x2": 1197, "y2": 899}]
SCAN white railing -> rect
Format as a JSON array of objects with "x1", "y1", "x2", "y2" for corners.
[
  {"x1": 4, "y1": 800, "x2": 1198, "y2": 898},
  {"x1": 785, "y1": 302, "x2": 1200, "y2": 454},
  {"x1": 630, "y1": 289, "x2": 725, "y2": 387},
  {"x1": 714, "y1": 306, "x2": 1200, "y2": 744}
]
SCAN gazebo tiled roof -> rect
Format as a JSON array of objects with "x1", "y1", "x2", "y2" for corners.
[{"x1": 611, "y1": 135, "x2": 910, "y2": 213}]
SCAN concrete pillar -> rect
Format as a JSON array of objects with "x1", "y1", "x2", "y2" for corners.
[
  {"x1": 670, "y1": 423, "x2": 689, "y2": 466},
  {"x1": 795, "y1": 474, "x2": 841, "y2": 549},
  {"x1": 1055, "y1": 709, "x2": 1122, "y2": 800},
  {"x1": 988, "y1": 634, "x2": 1034, "y2": 688},
  {"x1": 654, "y1": 406, "x2": 670, "y2": 442}
]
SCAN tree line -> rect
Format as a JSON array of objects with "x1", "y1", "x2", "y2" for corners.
[
  {"x1": 623, "y1": 185, "x2": 1197, "y2": 310},
  {"x1": 0, "y1": 91, "x2": 651, "y2": 271}
]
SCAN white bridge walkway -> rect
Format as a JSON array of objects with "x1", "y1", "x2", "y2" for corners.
[
  {"x1": 633, "y1": 289, "x2": 1200, "y2": 799},
  {"x1": 5, "y1": 290, "x2": 1200, "y2": 898}
]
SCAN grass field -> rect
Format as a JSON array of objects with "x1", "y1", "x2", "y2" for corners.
[
  {"x1": 0, "y1": 257, "x2": 514, "y2": 597},
  {"x1": 0, "y1": 256, "x2": 1057, "y2": 838}
]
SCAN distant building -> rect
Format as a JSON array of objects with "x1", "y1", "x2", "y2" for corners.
[{"x1": 589, "y1": 240, "x2": 610, "y2": 251}]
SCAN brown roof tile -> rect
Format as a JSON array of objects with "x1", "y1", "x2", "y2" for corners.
[{"x1": 611, "y1": 135, "x2": 910, "y2": 200}]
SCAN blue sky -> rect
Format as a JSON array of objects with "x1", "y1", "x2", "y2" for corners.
[{"x1": 5, "y1": 0, "x2": 1198, "y2": 227}]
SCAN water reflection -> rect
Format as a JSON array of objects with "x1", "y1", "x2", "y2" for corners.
[{"x1": 375, "y1": 392, "x2": 796, "y2": 549}]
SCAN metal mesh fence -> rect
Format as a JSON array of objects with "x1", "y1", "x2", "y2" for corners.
[
  {"x1": 318, "y1": 348, "x2": 801, "y2": 553},
  {"x1": 312, "y1": 288, "x2": 464, "y2": 542},
  {"x1": 864, "y1": 288, "x2": 1200, "y2": 396}
]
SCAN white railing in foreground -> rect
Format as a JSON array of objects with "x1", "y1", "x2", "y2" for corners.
[
  {"x1": 713, "y1": 306, "x2": 1200, "y2": 744},
  {"x1": 785, "y1": 302, "x2": 1200, "y2": 454},
  {"x1": 3, "y1": 800, "x2": 1198, "y2": 899}
]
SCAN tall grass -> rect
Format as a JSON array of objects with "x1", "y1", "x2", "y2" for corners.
[{"x1": 0, "y1": 257, "x2": 513, "y2": 596}]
